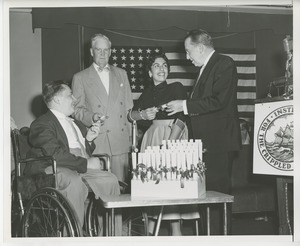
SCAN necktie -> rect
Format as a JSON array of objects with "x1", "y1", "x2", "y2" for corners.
[
  {"x1": 190, "y1": 66, "x2": 204, "y2": 98},
  {"x1": 98, "y1": 66, "x2": 110, "y2": 73},
  {"x1": 97, "y1": 66, "x2": 110, "y2": 94},
  {"x1": 67, "y1": 118, "x2": 88, "y2": 158}
]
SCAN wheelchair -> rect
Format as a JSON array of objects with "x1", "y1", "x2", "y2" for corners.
[
  {"x1": 11, "y1": 127, "x2": 148, "y2": 237},
  {"x1": 11, "y1": 127, "x2": 83, "y2": 237}
]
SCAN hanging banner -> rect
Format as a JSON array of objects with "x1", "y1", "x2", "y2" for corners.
[{"x1": 253, "y1": 100, "x2": 293, "y2": 176}]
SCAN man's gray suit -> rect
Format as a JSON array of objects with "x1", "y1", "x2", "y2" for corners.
[{"x1": 72, "y1": 64, "x2": 133, "y2": 182}]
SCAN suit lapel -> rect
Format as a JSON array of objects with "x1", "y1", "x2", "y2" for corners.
[
  {"x1": 190, "y1": 52, "x2": 219, "y2": 98},
  {"x1": 46, "y1": 111, "x2": 69, "y2": 148},
  {"x1": 190, "y1": 67, "x2": 202, "y2": 98},
  {"x1": 107, "y1": 67, "x2": 120, "y2": 111},
  {"x1": 86, "y1": 65, "x2": 108, "y2": 108}
]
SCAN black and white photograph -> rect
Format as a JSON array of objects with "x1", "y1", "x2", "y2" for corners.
[{"x1": 1, "y1": 0, "x2": 299, "y2": 245}]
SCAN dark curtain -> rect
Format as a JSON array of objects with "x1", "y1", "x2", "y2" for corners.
[{"x1": 31, "y1": 7, "x2": 292, "y2": 35}]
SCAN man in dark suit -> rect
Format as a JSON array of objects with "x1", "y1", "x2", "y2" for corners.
[
  {"x1": 72, "y1": 33, "x2": 133, "y2": 184},
  {"x1": 166, "y1": 29, "x2": 241, "y2": 234},
  {"x1": 25, "y1": 80, "x2": 121, "y2": 234}
]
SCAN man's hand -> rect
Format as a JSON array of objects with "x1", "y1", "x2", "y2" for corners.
[
  {"x1": 87, "y1": 157, "x2": 102, "y2": 170},
  {"x1": 166, "y1": 100, "x2": 184, "y2": 116},
  {"x1": 92, "y1": 113, "x2": 106, "y2": 125},
  {"x1": 86, "y1": 121, "x2": 101, "y2": 142}
]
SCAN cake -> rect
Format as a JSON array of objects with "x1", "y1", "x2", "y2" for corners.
[{"x1": 131, "y1": 139, "x2": 206, "y2": 199}]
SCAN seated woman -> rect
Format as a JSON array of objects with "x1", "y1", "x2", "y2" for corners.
[{"x1": 128, "y1": 52, "x2": 200, "y2": 236}]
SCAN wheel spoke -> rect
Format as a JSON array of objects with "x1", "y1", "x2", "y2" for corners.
[
  {"x1": 122, "y1": 208, "x2": 148, "y2": 236},
  {"x1": 22, "y1": 190, "x2": 80, "y2": 237}
]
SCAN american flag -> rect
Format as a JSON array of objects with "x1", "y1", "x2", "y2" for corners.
[{"x1": 109, "y1": 47, "x2": 256, "y2": 121}]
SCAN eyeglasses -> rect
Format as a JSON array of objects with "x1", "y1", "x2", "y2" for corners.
[{"x1": 93, "y1": 48, "x2": 110, "y2": 55}]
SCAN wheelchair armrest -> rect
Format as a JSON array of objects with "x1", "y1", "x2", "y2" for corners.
[
  {"x1": 118, "y1": 180, "x2": 128, "y2": 194},
  {"x1": 92, "y1": 154, "x2": 111, "y2": 171},
  {"x1": 19, "y1": 156, "x2": 55, "y2": 164},
  {"x1": 17, "y1": 155, "x2": 57, "y2": 176}
]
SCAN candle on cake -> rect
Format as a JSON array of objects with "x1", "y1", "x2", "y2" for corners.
[{"x1": 132, "y1": 152, "x2": 137, "y2": 169}]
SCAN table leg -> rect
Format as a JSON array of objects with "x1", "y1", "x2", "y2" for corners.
[
  {"x1": 105, "y1": 211, "x2": 109, "y2": 236},
  {"x1": 111, "y1": 208, "x2": 115, "y2": 236},
  {"x1": 154, "y1": 206, "x2": 164, "y2": 236},
  {"x1": 276, "y1": 177, "x2": 292, "y2": 235},
  {"x1": 206, "y1": 206, "x2": 210, "y2": 236},
  {"x1": 223, "y1": 203, "x2": 227, "y2": 235}
]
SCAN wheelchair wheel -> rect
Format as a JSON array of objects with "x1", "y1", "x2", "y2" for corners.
[
  {"x1": 122, "y1": 208, "x2": 148, "y2": 236},
  {"x1": 22, "y1": 188, "x2": 82, "y2": 237},
  {"x1": 85, "y1": 195, "x2": 104, "y2": 236},
  {"x1": 42, "y1": 188, "x2": 83, "y2": 236},
  {"x1": 11, "y1": 197, "x2": 22, "y2": 237},
  {"x1": 11, "y1": 174, "x2": 22, "y2": 237},
  {"x1": 85, "y1": 195, "x2": 148, "y2": 236}
]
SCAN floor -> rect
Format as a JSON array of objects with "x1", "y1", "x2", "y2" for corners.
[{"x1": 154, "y1": 212, "x2": 277, "y2": 236}]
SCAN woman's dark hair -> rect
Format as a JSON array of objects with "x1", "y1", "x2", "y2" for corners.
[
  {"x1": 43, "y1": 80, "x2": 69, "y2": 106},
  {"x1": 145, "y1": 51, "x2": 170, "y2": 74}
]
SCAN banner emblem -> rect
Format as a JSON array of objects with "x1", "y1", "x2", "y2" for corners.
[{"x1": 257, "y1": 105, "x2": 293, "y2": 171}]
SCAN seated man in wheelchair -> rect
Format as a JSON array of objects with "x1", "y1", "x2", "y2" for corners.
[{"x1": 24, "y1": 80, "x2": 122, "y2": 235}]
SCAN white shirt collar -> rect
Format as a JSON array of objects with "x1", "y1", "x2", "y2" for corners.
[
  {"x1": 202, "y1": 50, "x2": 215, "y2": 68},
  {"x1": 50, "y1": 109, "x2": 69, "y2": 120}
]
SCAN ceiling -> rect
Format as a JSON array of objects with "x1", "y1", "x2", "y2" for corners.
[
  {"x1": 126, "y1": 5, "x2": 293, "y2": 15},
  {"x1": 10, "y1": 3, "x2": 293, "y2": 15}
]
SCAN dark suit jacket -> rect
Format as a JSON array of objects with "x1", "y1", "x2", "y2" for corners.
[
  {"x1": 187, "y1": 52, "x2": 241, "y2": 153},
  {"x1": 24, "y1": 110, "x2": 95, "y2": 175}
]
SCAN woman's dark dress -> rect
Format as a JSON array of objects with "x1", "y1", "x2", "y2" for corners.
[
  {"x1": 134, "y1": 81, "x2": 188, "y2": 152},
  {"x1": 134, "y1": 81, "x2": 199, "y2": 220}
]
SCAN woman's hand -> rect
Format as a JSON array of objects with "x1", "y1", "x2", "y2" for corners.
[{"x1": 141, "y1": 107, "x2": 158, "y2": 120}]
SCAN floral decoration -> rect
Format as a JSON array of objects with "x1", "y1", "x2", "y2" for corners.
[{"x1": 132, "y1": 162, "x2": 206, "y2": 188}]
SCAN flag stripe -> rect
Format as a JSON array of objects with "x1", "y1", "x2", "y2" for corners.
[
  {"x1": 168, "y1": 73, "x2": 198, "y2": 79},
  {"x1": 170, "y1": 65, "x2": 198, "y2": 73},
  {"x1": 237, "y1": 99, "x2": 256, "y2": 105},
  {"x1": 110, "y1": 46, "x2": 256, "y2": 121},
  {"x1": 237, "y1": 92, "x2": 256, "y2": 100},
  {"x1": 237, "y1": 86, "x2": 256, "y2": 93},
  {"x1": 222, "y1": 54, "x2": 256, "y2": 61},
  {"x1": 238, "y1": 79, "x2": 256, "y2": 87},
  {"x1": 238, "y1": 73, "x2": 256, "y2": 80},
  {"x1": 237, "y1": 67, "x2": 256, "y2": 74},
  {"x1": 169, "y1": 65, "x2": 256, "y2": 74},
  {"x1": 133, "y1": 93, "x2": 142, "y2": 100},
  {"x1": 166, "y1": 52, "x2": 256, "y2": 61},
  {"x1": 238, "y1": 105, "x2": 255, "y2": 112}
]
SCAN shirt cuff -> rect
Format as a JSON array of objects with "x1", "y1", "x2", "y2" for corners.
[{"x1": 183, "y1": 100, "x2": 188, "y2": 115}]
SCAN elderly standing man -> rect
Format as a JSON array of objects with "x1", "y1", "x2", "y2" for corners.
[
  {"x1": 166, "y1": 29, "x2": 241, "y2": 234},
  {"x1": 72, "y1": 34, "x2": 133, "y2": 184},
  {"x1": 25, "y1": 80, "x2": 121, "y2": 235}
]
